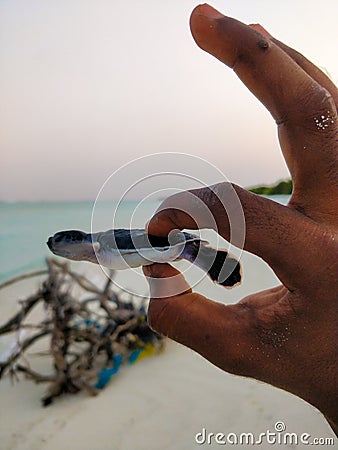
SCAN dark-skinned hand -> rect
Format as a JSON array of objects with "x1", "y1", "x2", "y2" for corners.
[{"x1": 143, "y1": 4, "x2": 338, "y2": 434}]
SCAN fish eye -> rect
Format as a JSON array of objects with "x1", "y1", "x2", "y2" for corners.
[
  {"x1": 54, "y1": 234, "x2": 64, "y2": 243},
  {"x1": 69, "y1": 231, "x2": 84, "y2": 241},
  {"x1": 52, "y1": 230, "x2": 85, "y2": 244}
]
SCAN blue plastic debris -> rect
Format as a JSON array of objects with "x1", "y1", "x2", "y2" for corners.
[
  {"x1": 128, "y1": 348, "x2": 143, "y2": 365},
  {"x1": 95, "y1": 354, "x2": 123, "y2": 389}
]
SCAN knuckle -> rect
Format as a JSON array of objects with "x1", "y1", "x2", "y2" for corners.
[
  {"x1": 278, "y1": 83, "x2": 338, "y2": 143},
  {"x1": 304, "y1": 84, "x2": 334, "y2": 113},
  {"x1": 296, "y1": 83, "x2": 335, "y2": 121}
]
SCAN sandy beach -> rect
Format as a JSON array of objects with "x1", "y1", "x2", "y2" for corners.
[{"x1": 0, "y1": 252, "x2": 336, "y2": 450}]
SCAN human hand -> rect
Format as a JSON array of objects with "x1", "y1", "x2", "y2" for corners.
[{"x1": 143, "y1": 4, "x2": 338, "y2": 433}]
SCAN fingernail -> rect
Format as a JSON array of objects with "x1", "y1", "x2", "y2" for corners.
[
  {"x1": 198, "y1": 4, "x2": 224, "y2": 19},
  {"x1": 143, "y1": 265, "x2": 152, "y2": 277}
]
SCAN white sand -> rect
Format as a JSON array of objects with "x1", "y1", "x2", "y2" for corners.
[{"x1": 0, "y1": 254, "x2": 335, "y2": 450}]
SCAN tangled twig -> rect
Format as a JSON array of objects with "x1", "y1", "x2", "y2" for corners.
[{"x1": 0, "y1": 258, "x2": 164, "y2": 405}]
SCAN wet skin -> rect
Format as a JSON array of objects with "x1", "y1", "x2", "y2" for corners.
[{"x1": 143, "y1": 4, "x2": 338, "y2": 434}]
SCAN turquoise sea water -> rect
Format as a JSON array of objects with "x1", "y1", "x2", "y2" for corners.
[
  {"x1": 0, "y1": 195, "x2": 290, "y2": 282},
  {"x1": 0, "y1": 200, "x2": 161, "y2": 282}
]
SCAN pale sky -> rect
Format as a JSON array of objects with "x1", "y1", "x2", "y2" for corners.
[{"x1": 1, "y1": 0, "x2": 337, "y2": 201}]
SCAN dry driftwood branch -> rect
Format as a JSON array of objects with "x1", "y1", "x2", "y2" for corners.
[
  {"x1": 16, "y1": 364, "x2": 56, "y2": 383},
  {"x1": 0, "y1": 258, "x2": 164, "y2": 405},
  {"x1": 0, "y1": 330, "x2": 51, "y2": 378},
  {"x1": 0, "y1": 270, "x2": 48, "y2": 290},
  {"x1": 51, "y1": 259, "x2": 102, "y2": 294},
  {"x1": 0, "y1": 292, "x2": 43, "y2": 334}
]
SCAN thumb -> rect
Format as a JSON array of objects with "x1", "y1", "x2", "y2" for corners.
[
  {"x1": 143, "y1": 263, "x2": 195, "y2": 337},
  {"x1": 143, "y1": 263, "x2": 192, "y2": 299},
  {"x1": 143, "y1": 264, "x2": 255, "y2": 376}
]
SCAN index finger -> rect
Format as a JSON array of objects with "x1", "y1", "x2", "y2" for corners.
[
  {"x1": 190, "y1": 5, "x2": 338, "y2": 215},
  {"x1": 146, "y1": 182, "x2": 329, "y2": 292}
]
